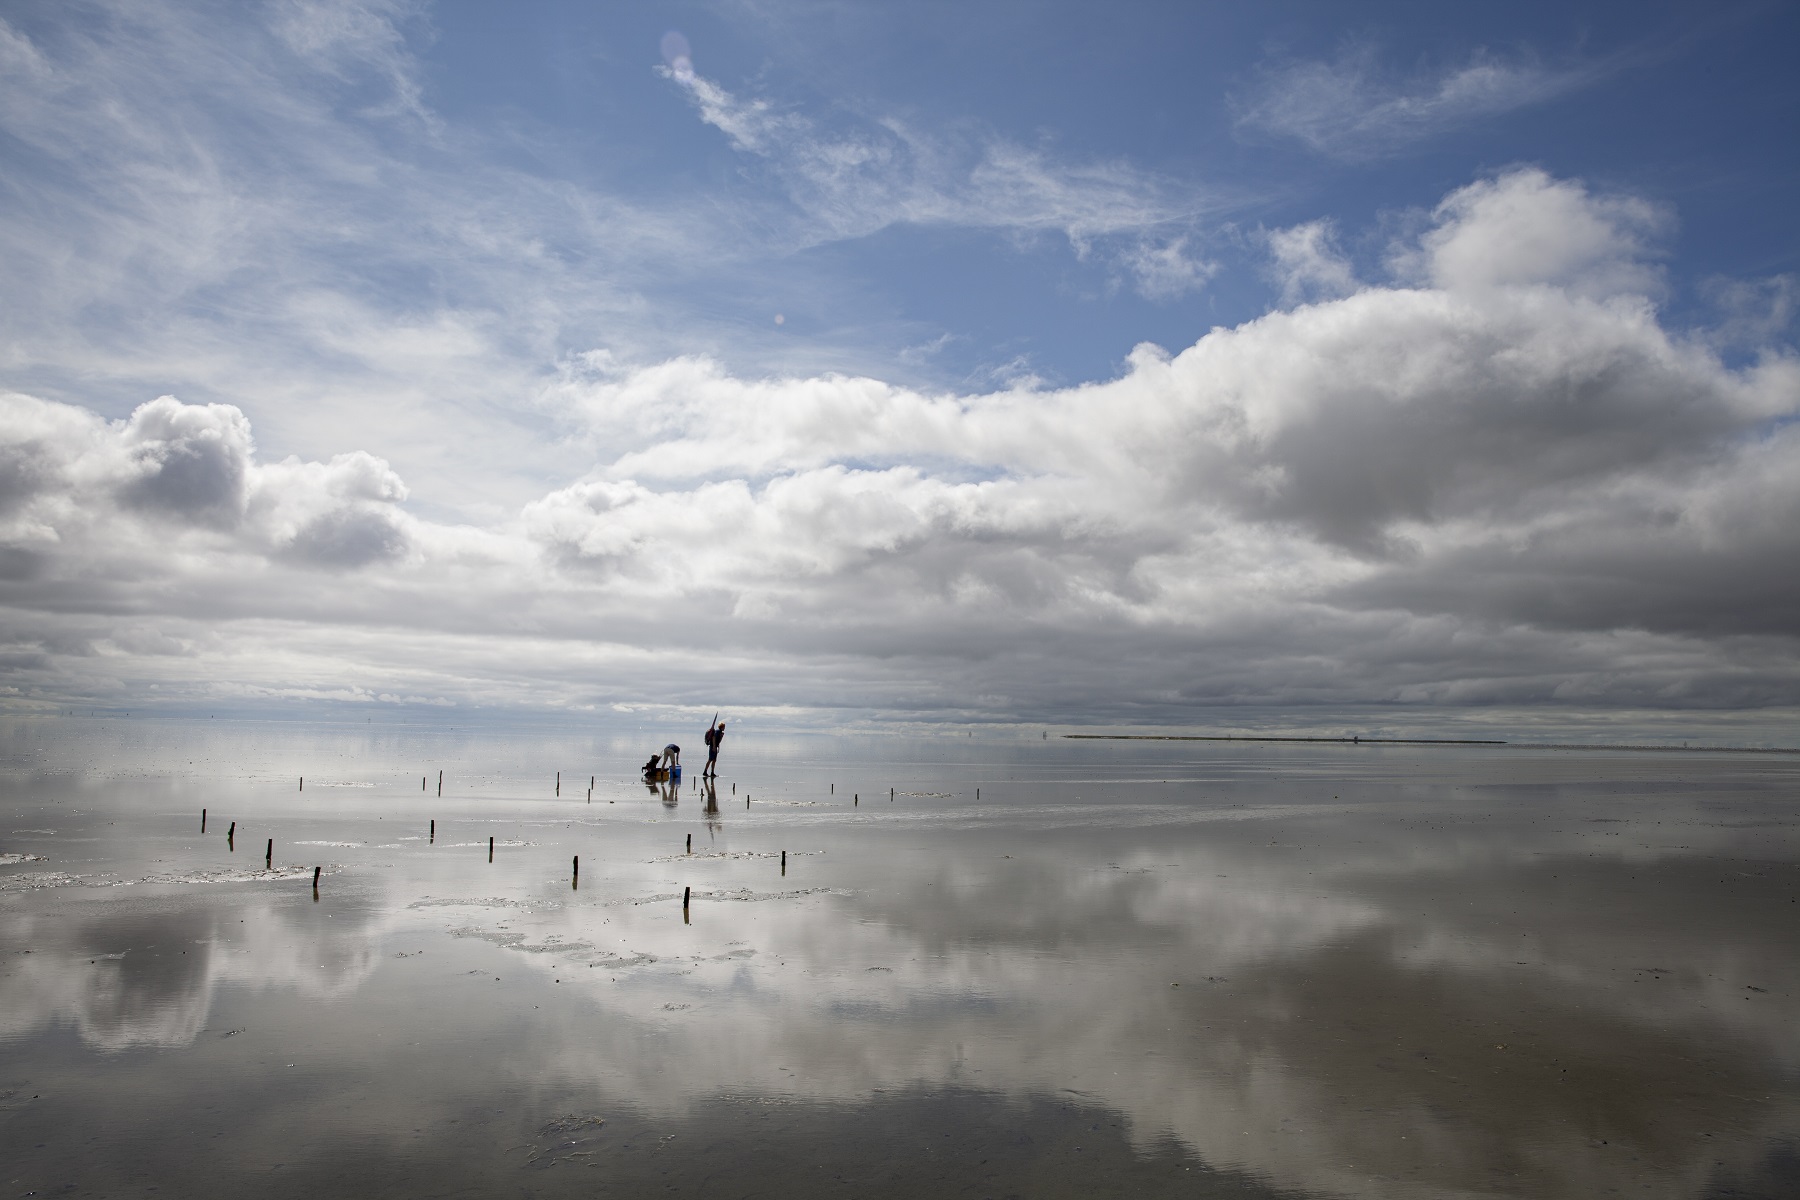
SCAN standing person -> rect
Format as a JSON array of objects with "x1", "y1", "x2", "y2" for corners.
[{"x1": 704, "y1": 717, "x2": 726, "y2": 777}]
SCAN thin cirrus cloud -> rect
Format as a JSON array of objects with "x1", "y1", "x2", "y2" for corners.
[
  {"x1": 0, "y1": 0, "x2": 821, "y2": 514},
  {"x1": 6, "y1": 166, "x2": 1798, "y2": 722},
  {"x1": 658, "y1": 57, "x2": 1221, "y2": 300},
  {"x1": 1234, "y1": 43, "x2": 1603, "y2": 159}
]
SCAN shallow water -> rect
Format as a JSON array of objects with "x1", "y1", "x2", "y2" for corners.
[{"x1": 1, "y1": 717, "x2": 1797, "y2": 1198}]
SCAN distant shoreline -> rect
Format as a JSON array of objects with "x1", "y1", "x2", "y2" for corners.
[
  {"x1": 1063, "y1": 734, "x2": 1505, "y2": 745},
  {"x1": 1062, "y1": 734, "x2": 1800, "y2": 753}
]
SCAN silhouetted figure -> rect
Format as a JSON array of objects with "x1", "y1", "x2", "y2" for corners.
[{"x1": 703, "y1": 718, "x2": 726, "y2": 776}]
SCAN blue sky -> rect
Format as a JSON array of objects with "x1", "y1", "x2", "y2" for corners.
[
  {"x1": 1, "y1": 1, "x2": 1797, "y2": 733},
  {"x1": 410, "y1": 0, "x2": 1800, "y2": 387}
]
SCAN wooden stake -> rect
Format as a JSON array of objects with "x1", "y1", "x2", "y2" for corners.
[
  {"x1": 556, "y1": 771, "x2": 560, "y2": 796},
  {"x1": 299, "y1": 777, "x2": 303, "y2": 791},
  {"x1": 572, "y1": 855, "x2": 579, "y2": 881},
  {"x1": 686, "y1": 833, "x2": 691, "y2": 853},
  {"x1": 422, "y1": 775, "x2": 426, "y2": 791},
  {"x1": 201, "y1": 808, "x2": 206, "y2": 832},
  {"x1": 781, "y1": 850, "x2": 786, "y2": 874},
  {"x1": 430, "y1": 819, "x2": 435, "y2": 842},
  {"x1": 312, "y1": 865, "x2": 321, "y2": 889},
  {"x1": 488, "y1": 836, "x2": 494, "y2": 862},
  {"x1": 683, "y1": 885, "x2": 690, "y2": 908},
  {"x1": 437, "y1": 769, "x2": 443, "y2": 797},
  {"x1": 265, "y1": 839, "x2": 273, "y2": 869},
  {"x1": 854, "y1": 793, "x2": 858, "y2": 805}
]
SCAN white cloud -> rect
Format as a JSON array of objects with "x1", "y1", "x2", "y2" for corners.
[
  {"x1": 1702, "y1": 273, "x2": 1799, "y2": 350},
  {"x1": 0, "y1": 389, "x2": 417, "y2": 573},
  {"x1": 1265, "y1": 220, "x2": 1358, "y2": 306},
  {"x1": 0, "y1": 0, "x2": 1791, "y2": 731},
  {"x1": 0, "y1": 2, "x2": 804, "y2": 519},
  {"x1": 1235, "y1": 44, "x2": 1598, "y2": 159},
  {"x1": 1121, "y1": 236, "x2": 1218, "y2": 301},
  {"x1": 4, "y1": 167, "x2": 1799, "y2": 722},
  {"x1": 660, "y1": 64, "x2": 1219, "y2": 299},
  {"x1": 1397, "y1": 167, "x2": 1669, "y2": 298}
]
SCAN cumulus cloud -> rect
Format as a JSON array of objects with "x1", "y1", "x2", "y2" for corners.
[
  {"x1": 1396, "y1": 168, "x2": 1670, "y2": 298},
  {"x1": 1235, "y1": 44, "x2": 1598, "y2": 159},
  {"x1": 1265, "y1": 220, "x2": 1358, "y2": 306},
  {"x1": 0, "y1": 391, "x2": 414, "y2": 570},
  {"x1": 3, "y1": 166, "x2": 1798, "y2": 722}
]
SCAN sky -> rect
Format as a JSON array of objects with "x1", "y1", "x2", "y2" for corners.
[{"x1": 1, "y1": 0, "x2": 1798, "y2": 735}]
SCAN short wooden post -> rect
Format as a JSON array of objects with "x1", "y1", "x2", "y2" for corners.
[
  {"x1": 686, "y1": 833, "x2": 692, "y2": 853},
  {"x1": 299, "y1": 777, "x2": 303, "y2": 791},
  {"x1": 312, "y1": 865, "x2": 321, "y2": 889},
  {"x1": 422, "y1": 775, "x2": 426, "y2": 791},
  {"x1": 201, "y1": 808, "x2": 206, "y2": 832},
  {"x1": 265, "y1": 839, "x2": 273, "y2": 869},
  {"x1": 572, "y1": 855, "x2": 579, "y2": 882},
  {"x1": 683, "y1": 886, "x2": 690, "y2": 908},
  {"x1": 556, "y1": 771, "x2": 560, "y2": 797},
  {"x1": 488, "y1": 836, "x2": 494, "y2": 862},
  {"x1": 430, "y1": 819, "x2": 435, "y2": 842},
  {"x1": 781, "y1": 850, "x2": 786, "y2": 874},
  {"x1": 437, "y1": 770, "x2": 443, "y2": 797}
]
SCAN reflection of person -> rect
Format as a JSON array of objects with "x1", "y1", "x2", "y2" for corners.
[
  {"x1": 661, "y1": 743, "x2": 681, "y2": 769},
  {"x1": 701, "y1": 776, "x2": 721, "y2": 831},
  {"x1": 703, "y1": 719, "x2": 725, "y2": 776}
]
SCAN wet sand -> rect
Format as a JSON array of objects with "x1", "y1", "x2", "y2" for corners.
[{"x1": 1, "y1": 718, "x2": 1797, "y2": 1198}]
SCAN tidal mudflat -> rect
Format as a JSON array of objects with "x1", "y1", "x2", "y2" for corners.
[{"x1": 2, "y1": 718, "x2": 1796, "y2": 1199}]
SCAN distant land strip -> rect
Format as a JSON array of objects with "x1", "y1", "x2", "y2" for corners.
[
  {"x1": 1511, "y1": 742, "x2": 1800, "y2": 754},
  {"x1": 1062, "y1": 735, "x2": 1505, "y2": 745},
  {"x1": 1061, "y1": 735, "x2": 1800, "y2": 753}
]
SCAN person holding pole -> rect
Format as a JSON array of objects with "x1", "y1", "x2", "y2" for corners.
[{"x1": 703, "y1": 715, "x2": 726, "y2": 777}]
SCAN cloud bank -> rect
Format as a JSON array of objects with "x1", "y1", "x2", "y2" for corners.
[{"x1": 3, "y1": 167, "x2": 1797, "y2": 724}]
